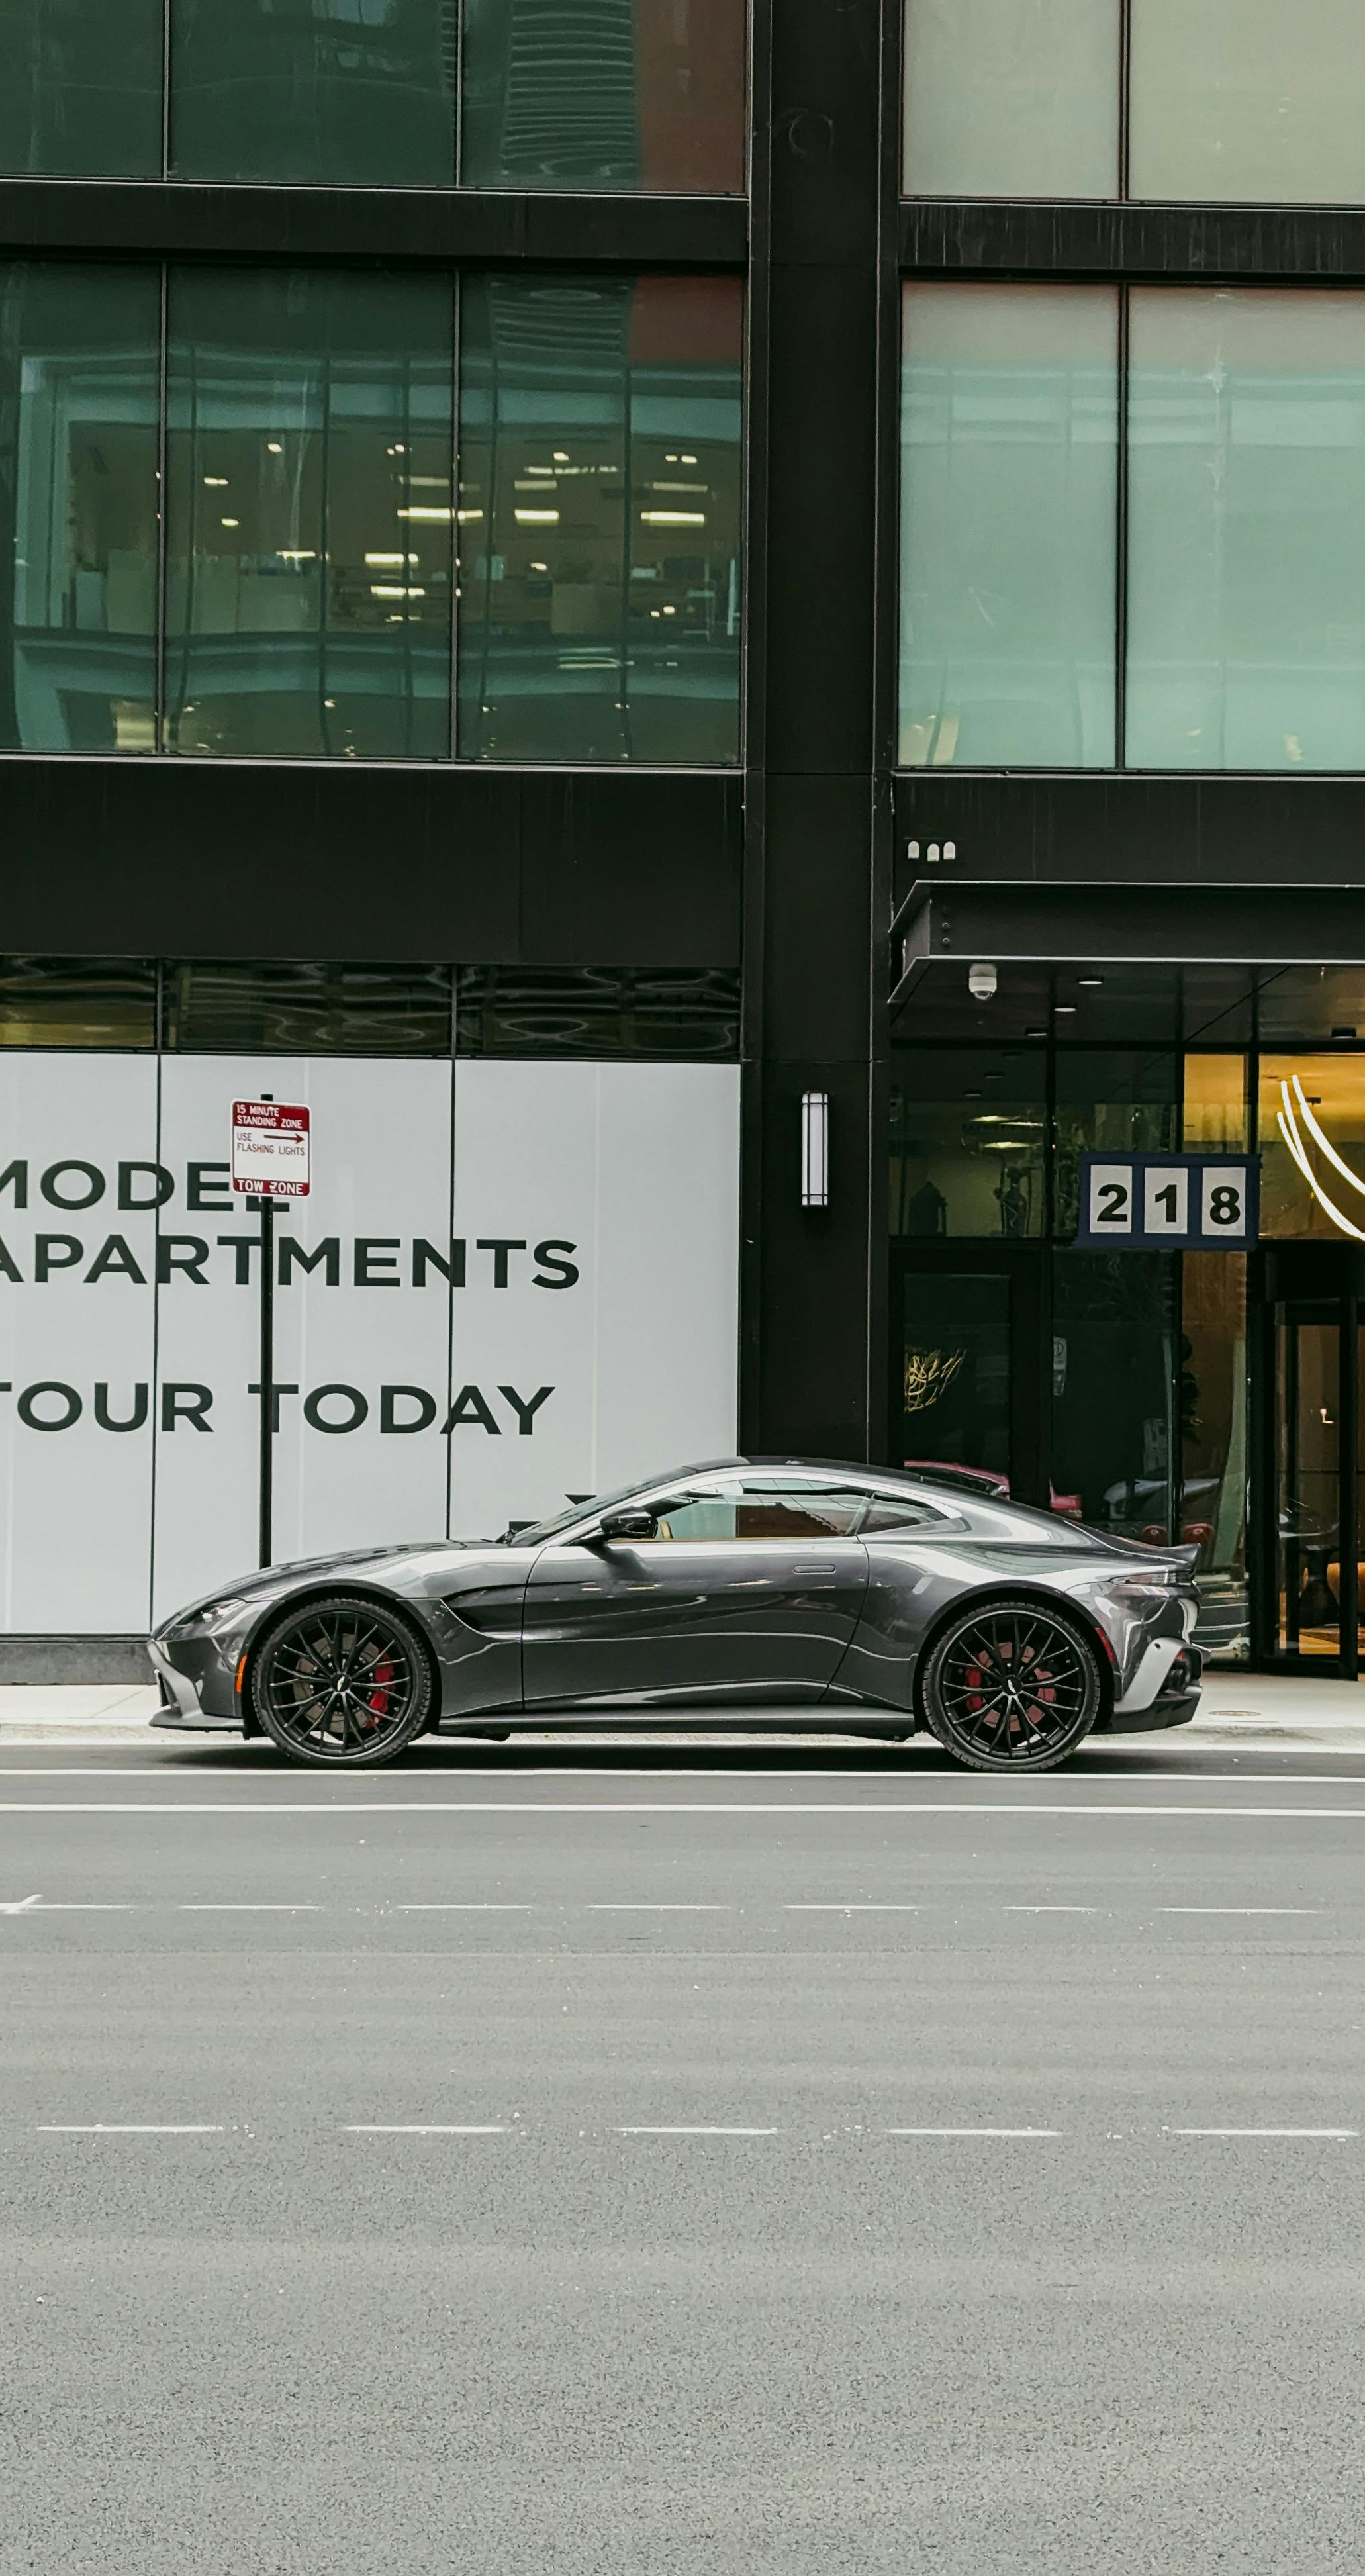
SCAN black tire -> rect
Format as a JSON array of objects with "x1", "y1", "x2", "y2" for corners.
[
  {"x1": 250, "y1": 1594, "x2": 434, "y2": 1769},
  {"x1": 920, "y1": 1596, "x2": 1102, "y2": 1773}
]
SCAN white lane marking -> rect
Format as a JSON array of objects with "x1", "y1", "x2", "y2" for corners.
[
  {"x1": 885, "y1": 2126, "x2": 1063, "y2": 2138},
  {"x1": 15, "y1": 1800, "x2": 1365, "y2": 1817},
  {"x1": 1158, "y1": 1907, "x2": 1322, "y2": 1917},
  {"x1": 0, "y1": 1893, "x2": 42, "y2": 1913},
  {"x1": 588, "y1": 1903, "x2": 731, "y2": 1912},
  {"x1": 179, "y1": 1903, "x2": 322, "y2": 1913},
  {"x1": 30, "y1": 1903, "x2": 134, "y2": 1912},
  {"x1": 342, "y1": 2124, "x2": 508, "y2": 2136},
  {"x1": 1166, "y1": 2127, "x2": 1357, "y2": 2140},
  {"x1": 37, "y1": 2123, "x2": 224, "y2": 2135},
  {"x1": 615, "y1": 2125, "x2": 780, "y2": 2137}
]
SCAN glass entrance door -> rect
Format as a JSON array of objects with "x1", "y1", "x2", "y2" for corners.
[
  {"x1": 1270, "y1": 1292, "x2": 1360, "y2": 1670},
  {"x1": 892, "y1": 1249, "x2": 1045, "y2": 1505}
]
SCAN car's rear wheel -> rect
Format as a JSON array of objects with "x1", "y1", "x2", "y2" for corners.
[
  {"x1": 921, "y1": 1598, "x2": 1102, "y2": 1772},
  {"x1": 250, "y1": 1594, "x2": 434, "y2": 1768}
]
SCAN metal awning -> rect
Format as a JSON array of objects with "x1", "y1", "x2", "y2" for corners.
[{"x1": 890, "y1": 881, "x2": 1365, "y2": 1046}]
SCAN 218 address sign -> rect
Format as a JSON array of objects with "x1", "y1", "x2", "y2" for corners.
[{"x1": 1075, "y1": 1153, "x2": 1259, "y2": 1251}]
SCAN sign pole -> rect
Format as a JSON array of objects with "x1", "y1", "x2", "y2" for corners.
[
  {"x1": 229, "y1": 1089, "x2": 312, "y2": 1574},
  {"x1": 258, "y1": 1093, "x2": 275, "y2": 1571}
]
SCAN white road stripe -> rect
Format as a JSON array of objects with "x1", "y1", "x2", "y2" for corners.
[
  {"x1": 342, "y1": 2124, "x2": 508, "y2": 2135},
  {"x1": 1166, "y1": 2126, "x2": 1356, "y2": 2139},
  {"x1": 11, "y1": 1800, "x2": 1365, "y2": 1817},
  {"x1": 0, "y1": 1893, "x2": 42, "y2": 1913},
  {"x1": 615, "y1": 2125, "x2": 779, "y2": 2137},
  {"x1": 885, "y1": 2126, "x2": 1062, "y2": 2138},
  {"x1": 38, "y1": 2123, "x2": 224, "y2": 2135},
  {"x1": 32, "y1": 1903, "x2": 132, "y2": 1912}
]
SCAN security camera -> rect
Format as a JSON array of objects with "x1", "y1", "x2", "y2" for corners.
[{"x1": 968, "y1": 961, "x2": 998, "y2": 1002}]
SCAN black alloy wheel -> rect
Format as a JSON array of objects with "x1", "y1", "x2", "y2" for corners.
[
  {"x1": 251, "y1": 1594, "x2": 434, "y2": 1768},
  {"x1": 921, "y1": 1597, "x2": 1102, "y2": 1772}
]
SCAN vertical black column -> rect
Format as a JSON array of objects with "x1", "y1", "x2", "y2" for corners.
[{"x1": 741, "y1": 0, "x2": 886, "y2": 1460}]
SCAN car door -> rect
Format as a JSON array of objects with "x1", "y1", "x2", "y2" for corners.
[{"x1": 520, "y1": 1473, "x2": 871, "y2": 1709}]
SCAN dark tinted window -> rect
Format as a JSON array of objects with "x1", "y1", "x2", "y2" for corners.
[
  {"x1": 455, "y1": 967, "x2": 739, "y2": 1057},
  {"x1": 170, "y1": 0, "x2": 457, "y2": 185},
  {"x1": 0, "y1": 956, "x2": 156, "y2": 1048},
  {"x1": 0, "y1": 0, "x2": 162, "y2": 175},
  {"x1": 892, "y1": 1049, "x2": 1047, "y2": 1239},
  {"x1": 457, "y1": 273, "x2": 743, "y2": 763},
  {"x1": 0, "y1": 262, "x2": 160, "y2": 751},
  {"x1": 460, "y1": 0, "x2": 744, "y2": 191},
  {"x1": 164, "y1": 961, "x2": 453, "y2": 1054},
  {"x1": 164, "y1": 266, "x2": 455, "y2": 761}
]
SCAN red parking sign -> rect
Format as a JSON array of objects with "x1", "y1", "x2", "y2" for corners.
[{"x1": 231, "y1": 1100, "x2": 311, "y2": 1198}]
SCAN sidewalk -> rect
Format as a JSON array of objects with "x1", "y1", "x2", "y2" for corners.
[{"x1": 1, "y1": 1670, "x2": 1364, "y2": 1746}]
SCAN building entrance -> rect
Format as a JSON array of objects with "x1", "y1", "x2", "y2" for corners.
[{"x1": 1254, "y1": 1245, "x2": 1365, "y2": 1673}]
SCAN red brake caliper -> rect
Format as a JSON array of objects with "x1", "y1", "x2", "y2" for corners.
[{"x1": 365, "y1": 1655, "x2": 395, "y2": 1727}]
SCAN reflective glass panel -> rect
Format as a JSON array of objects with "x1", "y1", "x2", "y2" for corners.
[
  {"x1": 1259, "y1": 1054, "x2": 1365, "y2": 1241},
  {"x1": 900, "y1": 1271, "x2": 1011, "y2": 1480},
  {"x1": 1053, "y1": 1050, "x2": 1176, "y2": 1240},
  {"x1": 902, "y1": 0, "x2": 1119, "y2": 199},
  {"x1": 170, "y1": 0, "x2": 457, "y2": 185},
  {"x1": 1182, "y1": 1053, "x2": 1248, "y2": 1152},
  {"x1": 1130, "y1": 0, "x2": 1365, "y2": 205},
  {"x1": 455, "y1": 966, "x2": 740, "y2": 1056},
  {"x1": 1051, "y1": 1251, "x2": 1174, "y2": 1541},
  {"x1": 461, "y1": 0, "x2": 744, "y2": 191},
  {"x1": 164, "y1": 267, "x2": 455, "y2": 760},
  {"x1": 891, "y1": 1050, "x2": 1046, "y2": 1239},
  {"x1": 1127, "y1": 292, "x2": 1365, "y2": 773},
  {"x1": 0, "y1": 262, "x2": 160, "y2": 751},
  {"x1": 0, "y1": 0, "x2": 162, "y2": 174},
  {"x1": 457, "y1": 274, "x2": 742, "y2": 763},
  {"x1": 1275, "y1": 1308, "x2": 1343, "y2": 1658},
  {"x1": 164, "y1": 961, "x2": 453, "y2": 1053},
  {"x1": 900, "y1": 285, "x2": 1117, "y2": 769},
  {"x1": 0, "y1": 956, "x2": 156, "y2": 1048},
  {"x1": 1182, "y1": 1250, "x2": 1248, "y2": 1662}
]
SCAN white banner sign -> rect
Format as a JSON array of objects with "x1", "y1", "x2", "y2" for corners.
[{"x1": 0, "y1": 1055, "x2": 741, "y2": 1631}]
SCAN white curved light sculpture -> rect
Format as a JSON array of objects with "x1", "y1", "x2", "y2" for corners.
[{"x1": 1277, "y1": 1075, "x2": 1365, "y2": 1242}]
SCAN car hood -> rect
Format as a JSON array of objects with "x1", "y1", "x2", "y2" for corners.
[{"x1": 160, "y1": 1539, "x2": 500, "y2": 1631}]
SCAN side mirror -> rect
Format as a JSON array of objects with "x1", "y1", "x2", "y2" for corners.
[{"x1": 597, "y1": 1508, "x2": 659, "y2": 1542}]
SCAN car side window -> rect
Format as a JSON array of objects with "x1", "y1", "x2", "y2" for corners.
[
  {"x1": 649, "y1": 1481, "x2": 869, "y2": 1541},
  {"x1": 859, "y1": 1495, "x2": 948, "y2": 1535}
]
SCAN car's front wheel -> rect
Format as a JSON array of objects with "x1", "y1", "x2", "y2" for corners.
[
  {"x1": 250, "y1": 1594, "x2": 434, "y2": 1767},
  {"x1": 920, "y1": 1598, "x2": 1102, "y2": 1772}
]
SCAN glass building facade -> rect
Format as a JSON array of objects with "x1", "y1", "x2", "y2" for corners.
[
  {"x1": 0, "y1": 0, "x2": 745, "y2": 188},
  {"x1": 0, "y1": 258, "x2": 741, "y2": 760}
]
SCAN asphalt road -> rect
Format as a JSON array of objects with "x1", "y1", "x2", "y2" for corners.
[{"x1": 6, "y1": 1733, "x2": 1365, "y2": 2573}]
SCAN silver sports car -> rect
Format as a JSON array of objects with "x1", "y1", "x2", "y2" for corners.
[{"x1": 148, "y1": 1457, "x2": 1202, "y2": 1773}]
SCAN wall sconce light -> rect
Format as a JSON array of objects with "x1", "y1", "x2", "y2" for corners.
[{"x1": 801, "y1": 1091, "x2": 829, "y2": 1207}]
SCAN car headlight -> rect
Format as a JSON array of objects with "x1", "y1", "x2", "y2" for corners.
[{"x1": 165, "y1": 1594, "x2": 250, "y2": 1639}]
